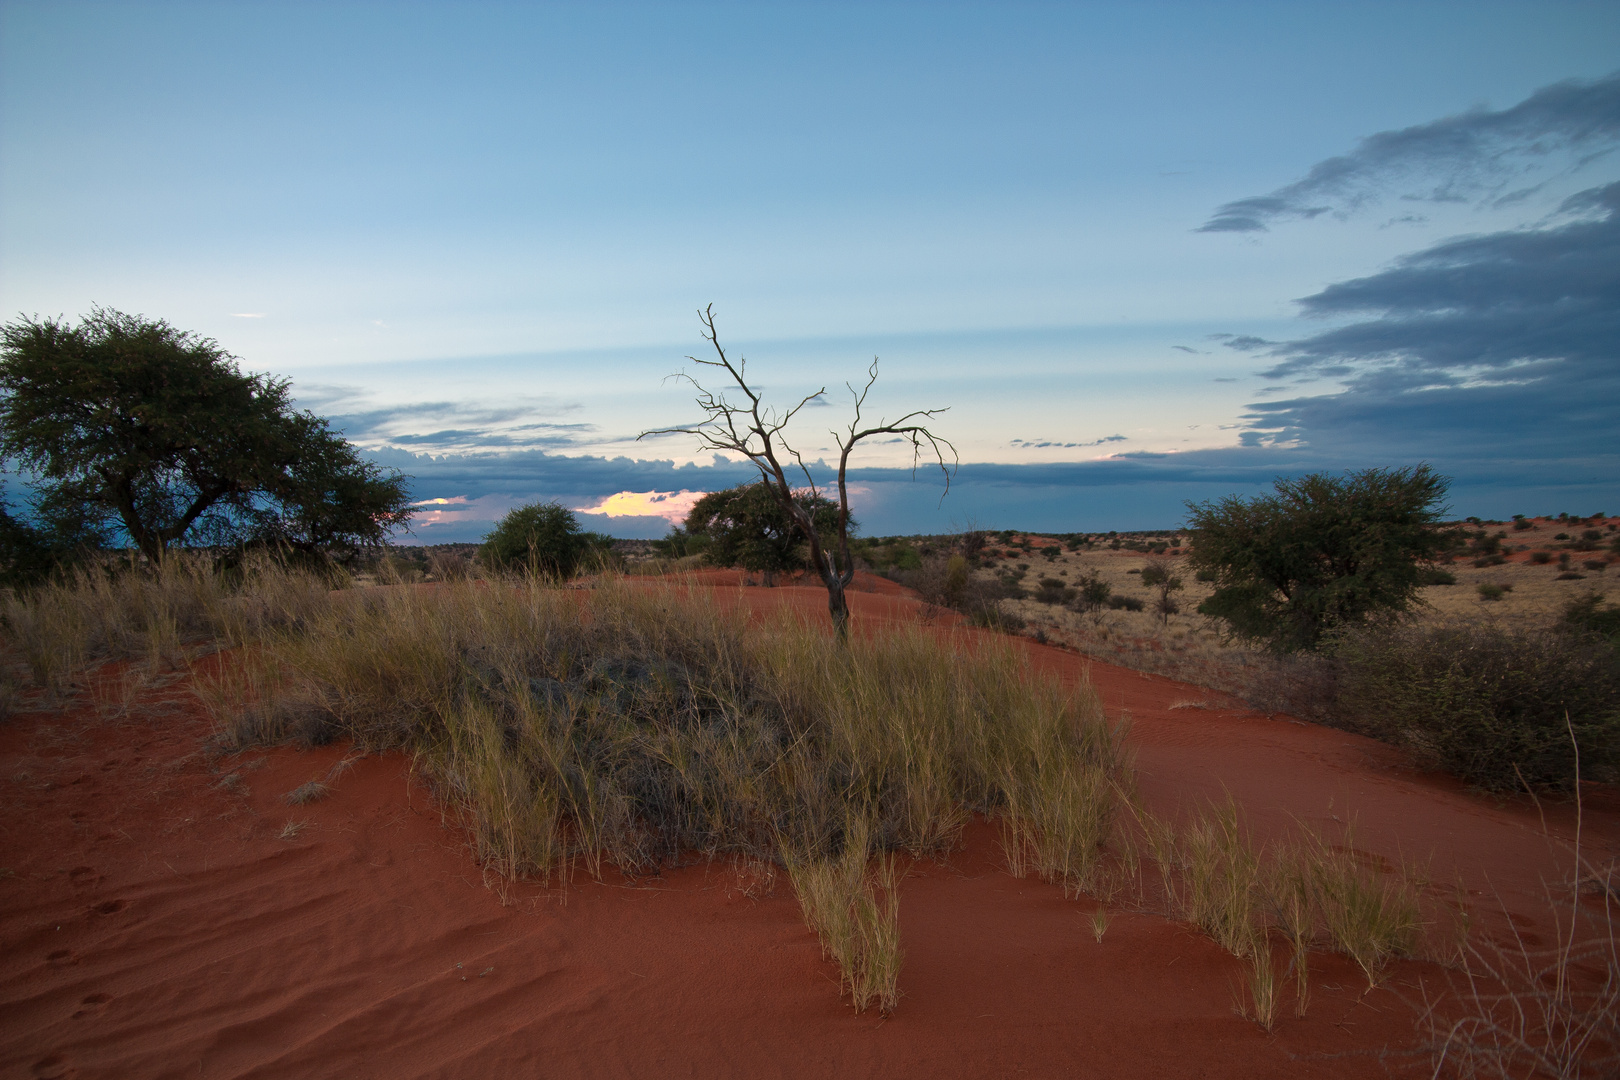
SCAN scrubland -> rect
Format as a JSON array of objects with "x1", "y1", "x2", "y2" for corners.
[{"x1": 2, "y1": 550, "x2": 1617, "y2": 1076}]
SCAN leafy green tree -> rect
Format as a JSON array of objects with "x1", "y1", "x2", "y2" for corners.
[
  {"x1": 685, "y1": 481, "x2": 843, "y2": 586},
  {"x1": 0, "y1": 309, "x2": 412, "y2": 566},
  {"x1": 480, "y1": 500, "x2": 611, "y2": 577},
  {"x1": 1185, "y1": 465, "x2": 1451, "y2": 651}
]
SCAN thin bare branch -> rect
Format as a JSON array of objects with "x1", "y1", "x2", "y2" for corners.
[{"x1": 638, "y1": 307, "x2": 954, "y2": 638}]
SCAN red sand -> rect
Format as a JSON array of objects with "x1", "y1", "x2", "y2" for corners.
[{"x1": 3, "y1": 577, "x2": 1615, "y2": 1079}]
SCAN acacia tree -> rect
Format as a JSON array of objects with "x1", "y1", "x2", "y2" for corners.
[
  {"x1": 1185, "y1": 465, "x2": 1451, "y2": 651},
  {"x1": 685, "y1": 481, "x2": 843, "y2": 586},
  {"x1": 642, "y1": 306, "x2": 955, "y2": 638},
  {"x1": 0, "y1": 309, "x2": 412, "y2": 565}
]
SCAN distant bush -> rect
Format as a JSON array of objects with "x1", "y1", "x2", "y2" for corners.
[
  {"x1": 427, "y1": 550, "x2": 473, "y2": 581},
  {"x1": 1585, "y1": 560, "x2": 1609, "y2": 573},
  {"x1": 1033, "y1": 577, "x2": 1076, "y2": 605},
  {"x1": 1477, "y1": 583, "x2": 1506, "y2": 601},
  {"x1": 1417, "y1": 567, "x2": 1457, "y2": 585},
  {"x1": 1563, "y1": 592, "x2": 1620, "y2": 646},
  {"x1": 1107, "y1": 595, "x2": 1145, "y2": 612},
  {"x1": 481, "y1": 501, "x2": 612, "y2": 577},
  {"x1": 1332, "y1": 623, "x2": 1620, "y2": 791},
  {"x1": 1530, "y1": 551, "x2": 1553, "y2": 564},
  {"x1": 1558, "y1": 572, "x2": 1588, "y2": 581}
]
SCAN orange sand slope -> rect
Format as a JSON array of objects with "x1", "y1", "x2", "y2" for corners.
[{"x1": 3, "y1": 577, "x2": 1614, "y2": 1079}]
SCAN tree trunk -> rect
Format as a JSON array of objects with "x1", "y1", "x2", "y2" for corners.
[{"x1": 826, "y1": 573, "x2": 850, "y2": 642}]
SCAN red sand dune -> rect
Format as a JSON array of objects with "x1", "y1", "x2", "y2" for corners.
[{"x1": 3, "y1": 575, "x2": 1614, "y2": 1079}]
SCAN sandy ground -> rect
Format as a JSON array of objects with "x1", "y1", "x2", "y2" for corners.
[{"x1": 2, "y1": 573, "x2": 1615, "y2": 1079}]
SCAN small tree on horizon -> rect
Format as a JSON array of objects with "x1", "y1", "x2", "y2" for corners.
[
  {"x1": 480, "y1": 500, "x2": 611, "y2": 578},
  {"x1": 642, "y1": 305, "x2": 955, "y2": 639}
]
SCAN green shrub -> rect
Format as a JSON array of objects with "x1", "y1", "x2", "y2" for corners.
[
  {"x1": 1563, "y1": 592, "x2": 1620, "y2": 646},
  {"x1": 481, "y1": 501, "x2": 611, "y2": 577},
  {"x1": 1074, "y1": 569, "x2": 1112, "y2": 613},
  {"x1": 1530, "y1": 551, "x2": 1553, "y2": 564},
  {"x1": 1332, "y1": 623, "x2": 1620, "y2": 791},
  {"x1": 1477, "y1": 583, "x2": 1506, "y2": 601},
  {"x1": 1418, "y1": 567, "x2": 1457, "y2": 585},
  {"x1": 1033, "y1": 577, "x2": 1076, "y2": 605}
]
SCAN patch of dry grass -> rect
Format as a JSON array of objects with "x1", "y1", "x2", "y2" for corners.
[
  {"x1": 1421, "y1": 749, "x2": 1619, "y2": 1079},
  {"x1": 782, "y1": 816, "x2": 903, "y2": 1015}
]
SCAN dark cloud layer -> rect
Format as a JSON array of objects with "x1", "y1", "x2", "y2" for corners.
[
  {"x1": 1200, "y1": 72, "x2": 1620, "y2": 232},
  {"x1": 1235, "y1": 180, "x2": 1619, "y2": 469},
  {"x1": 378, "y1": 437, "x2": 1616, "y2": 544}
]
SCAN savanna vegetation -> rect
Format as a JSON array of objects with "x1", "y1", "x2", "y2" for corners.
[
  {"x1": 1, "y1": 366, "x2": 1614, "y2": 1068},
  {"x1": 0, "y1": 309, "x2": 412, "y2": 582},
  {"x1": 2, "y1": 556, "x2": 1486, "y2": 1027}
]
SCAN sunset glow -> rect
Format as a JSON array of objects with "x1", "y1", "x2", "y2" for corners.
[{"x1": 573, "y1": 490, "x2": 708, "y2": 524}]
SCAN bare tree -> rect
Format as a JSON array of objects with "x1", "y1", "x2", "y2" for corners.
[{"x1": 641, "y1": 305, "x2": 956, "y2": 639}]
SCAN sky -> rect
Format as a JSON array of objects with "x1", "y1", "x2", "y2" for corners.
[{"x1": 2, "y1": 1, "x2": 1617, "y2": 541}]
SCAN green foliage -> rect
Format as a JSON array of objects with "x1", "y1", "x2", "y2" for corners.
[
  {"x1": 652, "y1": 526, "x2": 709, "y2": 559},
  {"x1": 686, "y1": 483, "x2": 842, "y2": 582},
  {"x1": 1185, "y1": 466, "x2": 1451, "y2": 652},
  {"x1": 1074, "y1": 569, "x2": 1112, "y2": 612},
  {"x1": 1564, "y1": 592, "x2": 1620, "y2": 646},
  {"x1": 943, "y1": 554, "x2": 969, "y2": 606},
  {"x1": 480, "y1": 501, "x2": 611, "y2": 577},
  {"x1": 1333, "y1": 623, "x2": 1620, "y2": 791},
  {"x1": 0, "y1": 309, "x2": 411, "y2": 569},
  {"x1": 1477, "y1": 583, "x2": 1506, "y2": 601}
]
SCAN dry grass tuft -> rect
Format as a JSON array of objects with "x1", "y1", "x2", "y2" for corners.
[
  {"x1": 1421, "y1": 740, "x2": 1619, "y2": 1079},
  {"x1": 1241, "y1": 933, "x2": 1281, "y2": 1032},
  {"x1": 284, "y1": 781, "x2": 331, "y2": 805},
  {"x1": 783, "y1": 817, "x2": 903, "y2": 1015}
]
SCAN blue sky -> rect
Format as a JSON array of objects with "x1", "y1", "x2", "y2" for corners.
[{"x1": 3, "y1": 1, "x2": 1617, "y2": 540}]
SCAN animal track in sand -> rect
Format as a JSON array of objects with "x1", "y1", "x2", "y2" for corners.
[{"x1": 72, "y1": 993, "x2": 111, "y2": 1019}]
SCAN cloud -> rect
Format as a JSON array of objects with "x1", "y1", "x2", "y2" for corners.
[
  {"x1": 293, "y1": 387, "x2": 599, "y2": 453},
  {"x1": 1009, "y1": 435, "x2": 1127, "y2": 449},
  {"x1": 1199, "y1": 71, "x2": 1620, "y2": 232},
  {"x1": 229, "y1": 312, "x2": 266, "y2": 318},
  {"x1": 1222, "y1": 180, "x2": 1618, "y2": 479},
  {"x1": 571, "y1": 489, "x2": 709, "y2": 524}
]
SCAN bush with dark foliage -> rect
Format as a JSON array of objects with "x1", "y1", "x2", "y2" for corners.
[{"x1": 1332, "y1": 623, "x2": 1620, "y2": 791}]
